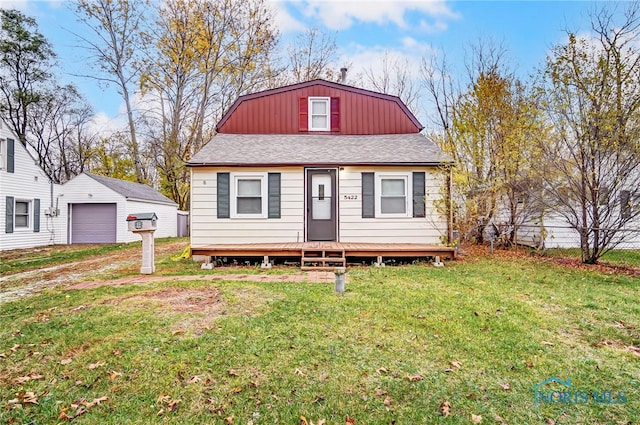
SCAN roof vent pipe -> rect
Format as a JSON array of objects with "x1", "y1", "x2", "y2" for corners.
[{"x1": 340, "y1": 67, "x2": 348, "y2": 84}]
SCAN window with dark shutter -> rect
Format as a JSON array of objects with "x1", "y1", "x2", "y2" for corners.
[
  {"x1": 7, "y1": 138, "x2": 14, "y2": 173},
  {"x1": 268, "y1": 173, "x2": 281, "y2": 218},
  {"x1": 299, "y1": 97, "x2": 309, "y2": 131},
  {"x1": 330, "y1": 97, "x2": 340, "y2": 131},
  {"x1": 217, "y1": 172, "x2": 230, "y2": 218},
  {"x1": 33, "y1": 198, "x2": 40, "y2": 232},
  {"x1": 621, "y1": 190, "x2": 632, "y2": 219},
  {"x1": 5, "y1": 196, "x2": 14, "y2": 233},
  {"x1": 412, "y1": 172, "x2": 426, "y2": 218},
  {"x1": 362, "y1": 172, "x2": 375, "y2": 218}
]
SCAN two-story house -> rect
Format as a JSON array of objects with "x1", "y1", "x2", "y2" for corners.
[{"x1": 188, "y1": 79, "x2": 454, "y2": 269}]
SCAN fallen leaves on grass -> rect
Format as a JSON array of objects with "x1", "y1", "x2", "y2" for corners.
[
  {"x1": 345, "y1": 416, "x2": 356, "y2": 424},
  {"x1": 58, "y1": 397, "x2": 108, "y2": 420},
  {"x1": 294, "y1": 368, "x2": 305, "y2": 377},
  {"x1": 450, "y1": 360, "x2": 462, "y2": 368},
  {"x1": 405, "y1": 374, "x2": 423, "y2": 382},
  {"x1": 471, "y1": 413, "x2": 483, "y2": 423},
  {"x1": 108, "y1": 370, "x2": 122, "y2": 380},
  {"x1": 541, "y1": 341, "x2": 555, "y2": 347},
  {"x1": 8, "y1": 391, "x2": 40, "y2": 407},
  {"x1": 13, "y1": 373, "x2": 44, "y2": 385},
  {"x1": 439, "y1": 400, "x2": 451, "y2": 417},
  {"x1": 88, "y1": 361, "x2": 105, "y2": 370},
  {"x1": 499, "y1": 382, "x2": 511, "y2": 391},
  {"x1": 156, "y1": 393, "x2": 181, "y2": 416},
  {"x1": 383, "y1": 395, "x2": 393, "y2": 406},
  {"x1": 60, "y1": 358, "x2": 73, "y2": 365}
]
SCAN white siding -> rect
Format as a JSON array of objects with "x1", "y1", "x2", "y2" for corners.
[
  {"x1": 61, "y1": 174, "x2": 129, "y2": 243},
  {"x1": 126, "y1": 200, "x2": 178, "y2": 240},
  {"x1": 190, "y1": 165, "x2": 449, "y2": 247},
  {"x1": 338, "y1": 166, "x2": 448, "y2": 244},
  {"x1": 0, "y1": 126, "x2": 64, "y2": 250},
  {"x1": 62, "y1": 174, "x2": 178, "y2": 243},
  {"x1": 191, "y1": 167, "x2": 305, "y2": 246}
]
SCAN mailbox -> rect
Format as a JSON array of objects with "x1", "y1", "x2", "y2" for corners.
[{"x1": 126, "y1": 213, "x2": 158, "y2": 232}]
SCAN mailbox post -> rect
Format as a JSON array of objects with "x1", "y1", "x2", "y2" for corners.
[{"x1": 126, "y1": 213, "x2": 158, "y2": 274}]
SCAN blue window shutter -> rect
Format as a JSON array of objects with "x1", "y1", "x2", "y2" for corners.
[
  {"x1": 362, "y1": 172, "x2": 375, "y2": 218},
  {"x1": 5, "y1": 196, "x2": 14, "y2": 233},
  {"x1": 7, "y1": 138, "x2": 14, "y2": 173},
  {"x1": 33, "y1": 198, "x2": 40, "y2": 232},
  {"x1": 412, "y1": 172, "x2": 426, "y2": 218},
  {"x1": 268, "y1": 173, "x2": 281, "y2": 218},
  {"x1": 217, "y1": 172, "x2": 230, "y2": 218}
]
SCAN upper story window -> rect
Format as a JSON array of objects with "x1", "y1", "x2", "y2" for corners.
[
  {"x1": 309, "y1": 97, "x2": 330, "y2": 131},
  {"x1": 299, "y1": 96, "x2": 340, "y2": 132}
]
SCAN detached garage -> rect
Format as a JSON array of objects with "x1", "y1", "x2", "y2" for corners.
[{"x1": 62, "y1": 173, "x2": 178, "y2": 244}]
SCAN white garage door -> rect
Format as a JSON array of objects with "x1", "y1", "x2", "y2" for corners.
[{"x1": 70, "y1": 203, "x2": 117, "y2": 244}]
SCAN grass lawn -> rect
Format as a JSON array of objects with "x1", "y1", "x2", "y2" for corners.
[{"x1": 1, "y1": 247, "x2": 638, "y2": 424}]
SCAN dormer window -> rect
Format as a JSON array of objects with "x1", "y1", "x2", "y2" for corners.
[{"x1": 309, "y1": 97, "x2": 330, "y2": 131}]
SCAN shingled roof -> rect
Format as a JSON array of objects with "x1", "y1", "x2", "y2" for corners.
[
  {"x1": 85, "y1": 173, "x2": 177, "y2": 205},
  {"x1": 188, "y1": 133, "x2": 451, "y2": 167}
]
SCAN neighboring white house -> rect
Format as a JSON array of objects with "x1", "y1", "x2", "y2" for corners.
[
  {"x1": 0, "y1": 124, "x2": 64, "y2": 250},
  {"x1": 1, "y1": 119, "x2": 179, "y2": 250},
  {"x1": 61, "y1": 173, "x2": 178, "y2": 244}
]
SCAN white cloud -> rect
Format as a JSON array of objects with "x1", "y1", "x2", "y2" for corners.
[
  {"x1": 286, "y1": 0, "x2": 458, "y2": 31},
  {"x1": 269, "y1": 1, "x2": 307, "y2": 33}
]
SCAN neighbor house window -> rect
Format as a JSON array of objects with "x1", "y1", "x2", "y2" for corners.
[
  {"x1": 0, "y1": 139, "x2": 5, "y2": 169},
  {"x1": 231, "y1": 173, "x2": 267, "y2": 217},
  {"x1": 15, "y1": 200, "x2": 30, "y2": 228},
  {"x1": 375, "y1": 173, "x2": 411, "y2": 217},
  {"x1": 620, "y1": 190, "x2": 632, "y2": 219},
  {"x1": 309, "y1": 97, "x2": 330, "y2": 131}
]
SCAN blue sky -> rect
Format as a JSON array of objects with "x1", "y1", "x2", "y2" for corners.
[{"x1": 6, "y1": 0, "x2": 599, "y2": 131}]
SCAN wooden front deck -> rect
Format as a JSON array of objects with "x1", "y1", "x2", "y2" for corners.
[{"x1": 192, "y1": 242, "x2": 456, "y2": 269}]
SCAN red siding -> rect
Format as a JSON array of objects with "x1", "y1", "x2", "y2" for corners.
[{"x1": 218, "y1": 83, "x2": 421, "y2": 135}]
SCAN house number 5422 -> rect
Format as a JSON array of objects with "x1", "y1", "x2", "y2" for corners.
[{"x1": 343, "y1": 194, "x2": 359, "y2": 200}]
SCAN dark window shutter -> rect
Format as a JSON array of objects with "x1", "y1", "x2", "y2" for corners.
[
  {"x1": 5, "y1": 196, "x2": 14, "y2": 233},
  {"x1": 7, "y1": 138, "x2": 14, "y2": 173},
  {"x1": 33, "y1": 198, "x2": 40, "y2": 232},
  {"x1": 217, "y1": 172, "x2": 230, "y2": 218},
  {"x1": 362, "y1": 172, "x2": 375, "y2": 218},
  {"x1": 299, "y1": 97, "x2": 308, "y2": 131},
  {"x1": 412, "y1": 172, "x2": 426, "y2": 218},
  {"x1": 330, "y1": 97, "x2": 340, "y2": 131},
  {"x1": 268, "y1": 173, "x2": 281, "y2": 218},
  {"x1": 621, "y1": 190, "x2": 631, "y2": 219}
]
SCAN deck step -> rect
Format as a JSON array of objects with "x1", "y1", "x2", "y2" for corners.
[
  {"x1": 301, "y1": 248, "x2": 346, "y2": 271},
  {"x1": 301, "y1": 266, "x2": 343, "y2": 271}
]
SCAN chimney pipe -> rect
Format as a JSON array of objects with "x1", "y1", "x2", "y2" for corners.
[{"x1": 340, "y1": 67, "x2": 348, "y2": 84}]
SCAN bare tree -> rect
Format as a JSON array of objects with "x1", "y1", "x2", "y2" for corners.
[
  {"x1": 364, "y1": 51, "x2": 420, "y2": 113},
  {"x1": 286, "y1": 27, "x2": 338, "y2": 83},
  {"x1": 540, "y1": 2, "x2": 640, "y2": 263},
  {"x1": 74, "y1": 0, "x2": 149, "y2": 183},
  {"x1": 27, "y1": 84, "x2": 96, "y2": 183}
]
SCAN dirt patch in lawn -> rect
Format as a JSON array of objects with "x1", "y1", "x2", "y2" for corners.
[{"x1": 103, "y1": 286, "x2": 282, "y2": 333}]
